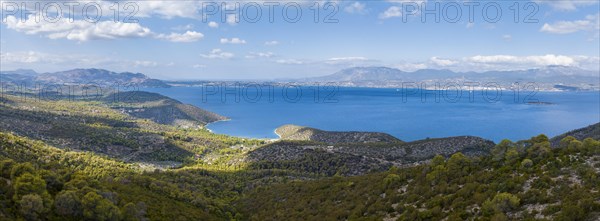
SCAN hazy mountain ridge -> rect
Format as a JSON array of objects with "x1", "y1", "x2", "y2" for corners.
[
  {"x1": 297, "y1": 66, "x2": 599, "y2": 91},
  {"x1": 1, "y1": 68, "x2": 170, "y2": 88},
  {"x1": 3, "y1": 66, "x2": 597, "y2": 91}
]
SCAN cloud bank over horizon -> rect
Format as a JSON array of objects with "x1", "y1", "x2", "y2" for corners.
[{"x1": 0, "y1": 0, "x2": 598, "y2": 79}]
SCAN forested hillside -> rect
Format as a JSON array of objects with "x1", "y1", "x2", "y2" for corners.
[
  {"x1": 1, "y1": 92, "x2": 599, "y2": 220},
  {"x1": 240, "y1": 135, "x2": 600, "y2": 220}
]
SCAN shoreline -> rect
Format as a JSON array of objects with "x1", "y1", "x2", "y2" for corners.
[
  {"x1": 273, "y1": 128, "x2": 282, "y2": 139},
  {"x1": 163, "y1": 84, "x2": 600, "y2": 92},
  {"x1": 205, "y1": 118, "x2": 280, "y2": 141},
  {"x1": 156, "y1": 88, "x2": 598, "y2": 143},
  {"x1": 204, "y1": 118, "x2": 231, "y2": 133}
]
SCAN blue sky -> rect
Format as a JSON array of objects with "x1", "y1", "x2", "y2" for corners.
[{"x1": 0, "y1": 0, "x2": 599, "y2": 80}]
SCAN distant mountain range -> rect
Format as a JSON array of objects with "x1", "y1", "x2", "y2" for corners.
[
  {"x1": 2, "y1": 66, "x2": 598, "y2": 91},
  {"x1": 0, "y1": 68, "x2": 170, "y2": 88},
  {"x1": 296, "y1": 66, "x2": 599, "y2": 91}
]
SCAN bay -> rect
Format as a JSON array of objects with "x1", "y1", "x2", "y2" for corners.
[{"x1": 145, "y1": 86, "x2": 600, "y2": 142}]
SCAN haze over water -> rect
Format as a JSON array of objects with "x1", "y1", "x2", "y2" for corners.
[{"x1": 146, "y1": 87, "x2": 600, "y2": 142}]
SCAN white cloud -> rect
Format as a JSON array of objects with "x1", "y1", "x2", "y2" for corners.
[
  {"x1": 0, "y1": 51, "x2": 61, "y2": 64},
  {"x1": 0, "y1": 50, "x2": 161, "y2": 70},
  {"x1": 171, "y1": 24, "x2": 194, "y2": 31},
  {"x1": 540, "y1": 14, "x2": 599, "y2": 35},
  {"x1": 502, "y1": 34, "x2": 512, "y2": 41},
  {"x1": 246, "y1": 52, "x2": 275, "y2": 59},
  {"x1": 135, "y1": 1, "x2": 202, "y2": 19},
  {"x1": 430, "y1": 57, "x2": 457, "y2": 66},
  {"x1": 536, "y1": 0, "x2": 598, "y2": 11},
  {"x1": 200, "y1": 49, "x2": 234, "y2": 59},
  {"x1": 325, "y1": 57, "x2": 371, "y2": 65},
  {"x1": 5, "y1": 14, "x2": 211, "y2": 43},
  {"x1": 392, "y1": 54, "x2": 599, "y2": 72},
  {"x1": 570, "y1": 56, "x2": 600, "y2": 70},
  {"x1": 157, "y1": 31, "x2": 204, "y2": 42},
  {"x1": 394, "y1": 62, "x2": 428, "y2": 72},
  {"x1": 466, "y1": 22, "x2": 475, "y2": 28},
  {"x1": 226, "y1": 14, "x2": 238, "y2": 25},
  {"x1": 134, "y1": 60, "x2": 158, "y2": 67},
  {"x1": 192, "y1": 64, "x2": 207, "y2": 68},
  {"x1": 379, "y1": 6, "x2": 402, "y2": 19},
  {"x1": 258, "y1": 52, "x2": 275, "y2": 58},
  {"x1": 380, "y1": 0, "x2": 426, "y2": 19},
  {"x1": 220, "y1": 38, "x2": 247, "y2": 44},
  {"x1": 386, "y1": 0, "x2": 426, "y2": 3},
  {"x1": 328, "y1": 57, "x2": 369, "y2": 61},
  {"x1": 2, "y1": 1, "x2": 200, "y2": 20},
  {"x1": 344, "y1": 2, "x2": 367, "y2": 14},
  {"x1": 276, "y1": 59, "x2": 304, "y2": 65},
  {"x1": 208, "y1": 21, "x2": 219, "y2": 28},
  {"x1": 4, "y1": 15, "x2": 152, "y2": 41},
  {"x1": 467, "y1": 54, "x2": 577, "y2": 67},
  {"x1": 264, "y1": 41, "x2": 280, "y2": 46}
]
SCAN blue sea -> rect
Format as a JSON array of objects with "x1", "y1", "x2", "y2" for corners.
[{"x1": 145, "y1": 86, "x2": 600, "y2": 142}]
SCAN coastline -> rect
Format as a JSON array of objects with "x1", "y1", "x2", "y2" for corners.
[
  {"x1": 147, "y1": 87, "x2": 599, "y2": 143},
  {"x1": 204, "y1": 118, "x2": 231, "y2": 133},
  {"x1": 205, "y1": 118, "x2": 280, "y2": 141},
  {"x1": 164, "y1": 83, "x2": 599, "y2": 92},
  {"x1": 273, "y1": 128, "x2": 282, "y2": 139}
]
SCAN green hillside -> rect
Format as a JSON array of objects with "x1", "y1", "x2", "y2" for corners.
[
  {"x1": 239, "y1": 135, "x2": 600, "y2": 220},
  {"x1": 1, "y1": 92, "x2": 599, "y2": 220}
]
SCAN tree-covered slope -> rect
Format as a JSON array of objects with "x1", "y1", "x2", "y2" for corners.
[
  {"x1": 0, "y1": 94, "x2": 258, "y2": 165},
  {"x1": 102, "y1": 91, "x2": 227, "y2": 127},
  {"x1": 1, "y1": 91, "x2": 599, "y2": 221},
  {"x1": 550, "y1": 123, "x2": 600, "y2": 147},
  {"x1": 247, "y1": 136, "x2": 494, "y2": 176},
  {"x1": 0, "y1": 132, "x2": 236, "y2": 220},
  {"x1": 238, "y1": 135, "x2": 600, "y2": 220}
]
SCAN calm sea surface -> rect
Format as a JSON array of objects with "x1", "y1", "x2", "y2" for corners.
[{"x1": 145, "y1": 86, "x2": 600, "y2": 142}]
